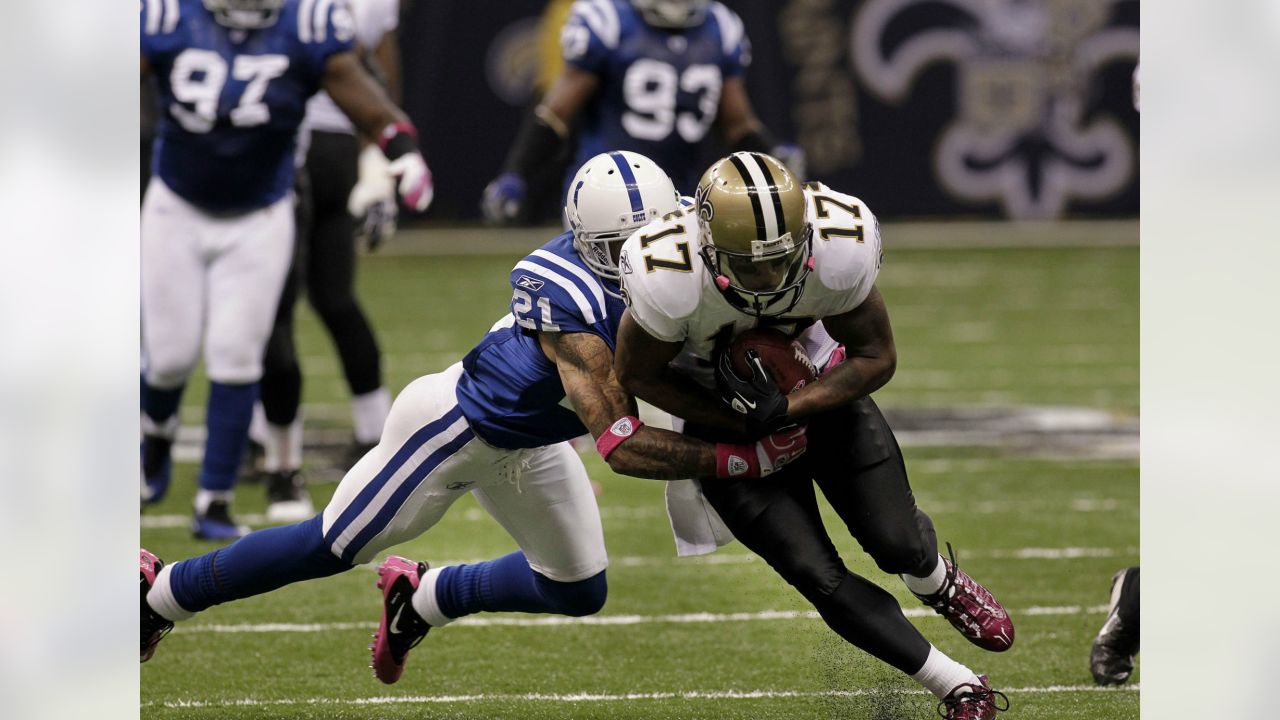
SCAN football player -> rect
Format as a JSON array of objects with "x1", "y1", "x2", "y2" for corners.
[
  {"x1": 613, "y1": 153, "x2": 1013, "y2": 719},
  {"x1": 141, "y1": 152, "x2": 807, "y2": 679},
  {"x1": 481, "y1": 0, "x2": 804, "y2": 222},
  {"x1": 252, "y1": 0, "x2": 407, "y2": 523},
  {"x1": 139, "y1": 0, "x2": 432, "y2": 540}
]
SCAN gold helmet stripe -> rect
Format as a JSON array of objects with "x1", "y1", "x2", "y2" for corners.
[
  {"x1": 727, "y1": 153, "x2": 770, "y2": 241},
  {"x1": 750, "y1": 152, "x2": 787, "y2": 236}
]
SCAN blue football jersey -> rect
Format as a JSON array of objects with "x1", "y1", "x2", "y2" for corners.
[
  {"x1": 141, "y1": 0, "x2": 355, "y2": 212},
  {"x1": 455, "y1": 232, "x2": 625, "y2": 449},
  {"x1": 561, "y1": 0, "x2": 750, "y2": 193}
]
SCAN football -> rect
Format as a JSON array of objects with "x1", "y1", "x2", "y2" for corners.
[{"x1": 725, "y1": 328, "x2": 819, "y2": 395}]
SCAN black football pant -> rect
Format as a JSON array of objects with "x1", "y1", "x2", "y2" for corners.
[
  {"x1": 261, "y1": 130, "x2": 383, "y2": 426},
  {"x1": 696, "y1": 396, "x2": 937, "y2": 674}
]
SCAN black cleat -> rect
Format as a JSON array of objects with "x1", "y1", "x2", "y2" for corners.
[
  {"x1": 265, "y1": 469, "x2": 314, "y2": 522},
  {"x1": 1091, "y1": 567, "x2": 1140, "y2": 685}
]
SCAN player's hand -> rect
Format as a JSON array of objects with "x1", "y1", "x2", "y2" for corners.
[
  {"x1": 355, "y1": 198, "x2": 398, "y2": 252},
  {"x1": 771, "y1": 143, "x2": 807, "y2": 182},
  {"x1": 715, "y1": 425, "x2": 808, "y2": 478},
  {"x1": 715, "y1": 350, "x2": 789, "y2": 434},
  {"x1": 349, "y1": 147, "x2": 399, "y2": 251},
  {"x1": 389, "y1": 152, "x2": 434, "y2": 213},
  {"x1": 481, "y1": 172, "x2": 527, "y2": 224}
]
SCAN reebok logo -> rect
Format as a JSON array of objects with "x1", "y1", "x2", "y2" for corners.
[{"x1": 516, "y1": 275, "x2": 544, "y2": 291}]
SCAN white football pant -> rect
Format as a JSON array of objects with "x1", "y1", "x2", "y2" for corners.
[
  {"x1": 321, "y1": 362, "x2": 609, "y2": 581},
  {"x1": 141, "y1": 177, "x2": 294, "y2": 388}
]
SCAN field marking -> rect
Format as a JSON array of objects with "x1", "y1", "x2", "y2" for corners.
[
  {"x1": 179, "y1": 605, "x2": 1109, "y2": 635},
  {"x1": 145, "y1": 684, "x2": 1139, "y2": 709}
]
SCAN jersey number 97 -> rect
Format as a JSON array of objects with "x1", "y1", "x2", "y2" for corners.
[{"x1": 169, "y1": 49, "x2": 290, "y2": 133}]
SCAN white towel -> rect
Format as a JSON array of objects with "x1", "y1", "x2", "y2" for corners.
[{"x1": 664, "y1": 478, "x2": 735, "y2": 556}]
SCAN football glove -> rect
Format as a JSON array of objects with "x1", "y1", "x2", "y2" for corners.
[
  {"x1": 715, "y1": 350, "x2": 789, "y2": 434},
  {"x1": 481, "y1": 172, "x2": 527, "y2": 224},
  {"x1": 388, "y1": 152, "x2": 433, "y2": 213},
  {"x1": 348, "y1": 146, "x2": 399, "y2": 251},
  {"x1": 715, "y1": 425, "x2": 808, "y2": 478},
  {"x1": 771, "y1": 143, "x2": 807, "y2": 182}
]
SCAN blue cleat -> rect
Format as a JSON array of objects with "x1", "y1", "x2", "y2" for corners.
[{"x1": 192, "y1": 500, "x2": 249, "y2": 541}]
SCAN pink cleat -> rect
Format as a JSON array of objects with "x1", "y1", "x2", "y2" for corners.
[
  {"x1": 914, "y1": 544, "x2": 1015, "y2": 652},
  {"x1": 938, "y1": 675, "x2": 1009, "y2": 719},
  {"x1": 369, "y1": 556, "x2": 432, "y2": 684},
  {"x1": 140, "y1": 549, "x2": 173, "y2": 662}
]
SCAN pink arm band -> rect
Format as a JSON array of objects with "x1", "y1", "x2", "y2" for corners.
[{"x1": 596, "y1": 416, "x2": 644, "y2": 461}]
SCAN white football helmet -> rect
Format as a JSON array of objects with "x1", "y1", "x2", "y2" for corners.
[
  {"x1": 203, "y1": 0, "x2": 285, "y2": 29},
  {"x1": 630, "y1": 0, "x2": 710, "y2": 29},
  {"x1": 566, "y1": 151, "x2": 679, "y2": 297}
]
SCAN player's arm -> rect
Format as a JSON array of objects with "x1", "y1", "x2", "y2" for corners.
[
  {"x1": 372, "y1": 28, "x2": 402, "y2": 105},
  {"x1": 614, "y1": 312, "x2": 753, "y2": 438},
  {"x1": 543, "y1": 331, "x2": 803, "y2": 479},
  {"x1": 482, "y1": 66, "x2": 599, "y2": 222},
  {"x1": 783, "y1": 286, "x2": 897, "y2": 419},
  {"x1": 323, "y1": 51, "x2": 432, "y2": 211}
]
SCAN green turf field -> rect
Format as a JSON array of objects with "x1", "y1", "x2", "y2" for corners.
[{"x1": 142, "y1": 223, "x2": 1139, "y2": 719}]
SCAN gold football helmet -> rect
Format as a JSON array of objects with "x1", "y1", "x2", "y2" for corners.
[{"x1": 694, "y1": 153, "x2": 812, "y2": 317}]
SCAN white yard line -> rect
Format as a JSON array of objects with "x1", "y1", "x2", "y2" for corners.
[
  {"x1": 179, "y1": 604, "x2": 1109, "y2": 635},
  {"x1": 146, "y1": 683, "x2": 1138, "y2": 709}
]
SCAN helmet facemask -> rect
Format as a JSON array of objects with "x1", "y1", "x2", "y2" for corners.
[
  {"x1": 630, "y1": 0, "x2": 710, "y2": 29},
  {"x1": 569, "y1": 212, "x2": 660, "y2": 298},
  {"x1": 203, "y1": 0, "x2": 285, "y2": 30},
  {"x1": 700, "y1": 222, "x2": 813, "y2": 317}
]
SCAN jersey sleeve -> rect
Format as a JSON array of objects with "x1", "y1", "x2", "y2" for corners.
[
  {"x1": 140, "y1": 0, "x2": 182, "y2": 62},
  {"x1": 617, "y1": 232, "x2": 694, "y2": 343},
  {"x1": 509, "y1": 255, "x2": 610, "y2": 336},
  {"x1": 355, "y1": 0, "x2": 400, "y2": 50},
  {"x1": 560, "y1": 0, "x2": 621, "y2": 75},
  {"x1": 809, "y1": 190, "x2": 884, "y2": 315},
  {"x1": 298, "y1": 0, "x2": 359, "y2": 81},
  {"x1": 708, "y1": 2, "x2": 750, "y2": 77}
]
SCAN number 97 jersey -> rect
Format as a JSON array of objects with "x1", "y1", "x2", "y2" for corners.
[
  {"x1": 562, "y1": 0, "x2": 750, "y2": 193},
  {"x1": 141, "y1": 0, "x2": 356, "y2": 213}
]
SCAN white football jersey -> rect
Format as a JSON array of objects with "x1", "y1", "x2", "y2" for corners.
[
  {"x1": 620, "y1": 182, "x2": 882, "y2": 388},
  {"x1": 303, "y1": 0, "x2": 401, "y2": 135}
]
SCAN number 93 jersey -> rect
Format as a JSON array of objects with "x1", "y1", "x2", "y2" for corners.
[
  {"x1": 141, "y1": 0, "x2": 356, "y2": 213},
  {"x1": 619, "y1": 182, "x2": 884, "y2": 388},
  {"x1": 562, "y1": 0, "x2": 750, "y2": 193},
  {"x1": 455, "y1": 232, "x2": 627, "y2": 449}
]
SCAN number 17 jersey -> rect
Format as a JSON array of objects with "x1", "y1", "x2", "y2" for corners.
[
  {"x1": 141, "y1": 0, "x2": 355, "y2": 213},
  {"x1": 562, "y1": 0, "x2": 750, "y2": 193}
]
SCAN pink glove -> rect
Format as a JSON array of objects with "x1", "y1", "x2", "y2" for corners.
[{"x1": 715, "y1": 425, "x2": 808, "y2": 478}]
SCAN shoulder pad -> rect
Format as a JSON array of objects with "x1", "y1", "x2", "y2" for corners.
[
  {"x1": 618, "y1": 219, "x2": 703, "y2": 342},
  {"x1": 707, "y1": 2, "x2": 746, "y2": 56},
  {"x1": 511, "y1": 247, "x2": 609, "y2": 329},
  {"x1": 297, "y1": 0, "x2": 357, "y2": 45},
  {"x1": 567, "y1": 0, "x2": 623, "y2": 49},
  {"x1": 806, "y1": 188, "x2": 882, "y2": 296},
  {"x1": 141, "y1": 0, "x2": 181, "y2": 36}
]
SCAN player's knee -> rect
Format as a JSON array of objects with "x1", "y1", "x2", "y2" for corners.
[
  {"x1": 533, "y1": 569, "x2": 608, "y2": 617},
  {"x1": 309, "y1": 290, "x2": 358, "y2": 323},
  {"x1": 864, "y1": 528, "x2": 933, "y2": 576},
  {"x1": 205, "y1": 343, "x2": 264, "y2": 385},
  {"x1": 145, "y1": 348, "x2": 199, "y2": 389}
]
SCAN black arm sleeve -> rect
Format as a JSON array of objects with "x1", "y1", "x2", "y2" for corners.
[{"x1": 504, "y1": 111, "x2": 568, "y2": 179}]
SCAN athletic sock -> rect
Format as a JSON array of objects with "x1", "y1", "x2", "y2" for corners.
[
  {"x1": 198, "y1": 381, "x2": 258, "y2": 491},
  {"x1": 248, "y1": 402, "x2": 269, "y2": 447},
  {"x1": 411, "y1": 566, "x2": 455, "y2": 627},
  {"x1": 352, "y1": 387, "x2": 391, "y2": 444},
  {"x1": 910, "y1": 646, "x2": 981, "y2": 700},
  {"x1": 164, "y1": 515, "x2": 350, "y2": 613},
  {"x1": 193, "y1": 489, "x2": 235, "y2": 516},
  {"x1": 429, "y1": 551, "x2": 551, "y2": 620},
  {"x1": 147, "y1": 563, "x2": 196, "y2": 622},
  {"x1": 262, "y1": 417, "x2": 304, "y2": 473},
  {"x1": 142, "y1": 381, "x2": 185, "y2": 430},
  {"x1": 902, "y1": 553, "x2": 947, "y2": 596}
]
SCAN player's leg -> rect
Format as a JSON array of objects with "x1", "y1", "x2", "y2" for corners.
[
  {"x1": 257, "y1": 170, "x2": 310, "y2": 521},
  {"x1": 1091, "y1": 566, "x2": 1140, "y2": 684},
  {"x1": 142, "y1": 365, "x2": 476, "y2": 662},
  {"x1": 140, "y1": 179, "x2": 207, "y2": 505},
  {"x1": 699, "y1": 472, "x2": 998, "y2": 713},
  {"x1": 305, "y1": 130, "x2": 389, "y2": 463},
  {"x1": 811, "y1": 396, "x2": 1014, "y2": 652},
  {"x1": 196, "y1": 195, "x2": 296, "y2": 539}
]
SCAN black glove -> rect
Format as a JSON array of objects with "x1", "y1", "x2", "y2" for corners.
[{"x1": 715, "y1": 350, "x2": 789, "y2": 435}]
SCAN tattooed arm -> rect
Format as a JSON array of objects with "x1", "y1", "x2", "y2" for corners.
[{"x1": 538, "y1": 331, "x2": 716, "y2": 480}]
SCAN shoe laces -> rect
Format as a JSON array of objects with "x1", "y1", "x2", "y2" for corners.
[{"x1": 936, "y1": 681, "x2": 1010, "y2": 718}]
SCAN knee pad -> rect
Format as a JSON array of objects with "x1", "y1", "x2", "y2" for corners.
[{"x1": 533, "y1": 570, "x2": 607, "y2": 617}]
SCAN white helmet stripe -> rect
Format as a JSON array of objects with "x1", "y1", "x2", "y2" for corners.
[{"x1": 732, "y1": 152, "x2": 779, "y2": 240}]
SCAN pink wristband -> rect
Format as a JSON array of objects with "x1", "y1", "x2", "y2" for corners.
[
  {"x1": 596, "y1": 416, "x2": 643, "y2": 461},
  {"x1": 378, "y1": 120, "x2": 418, "y2": 150}
]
